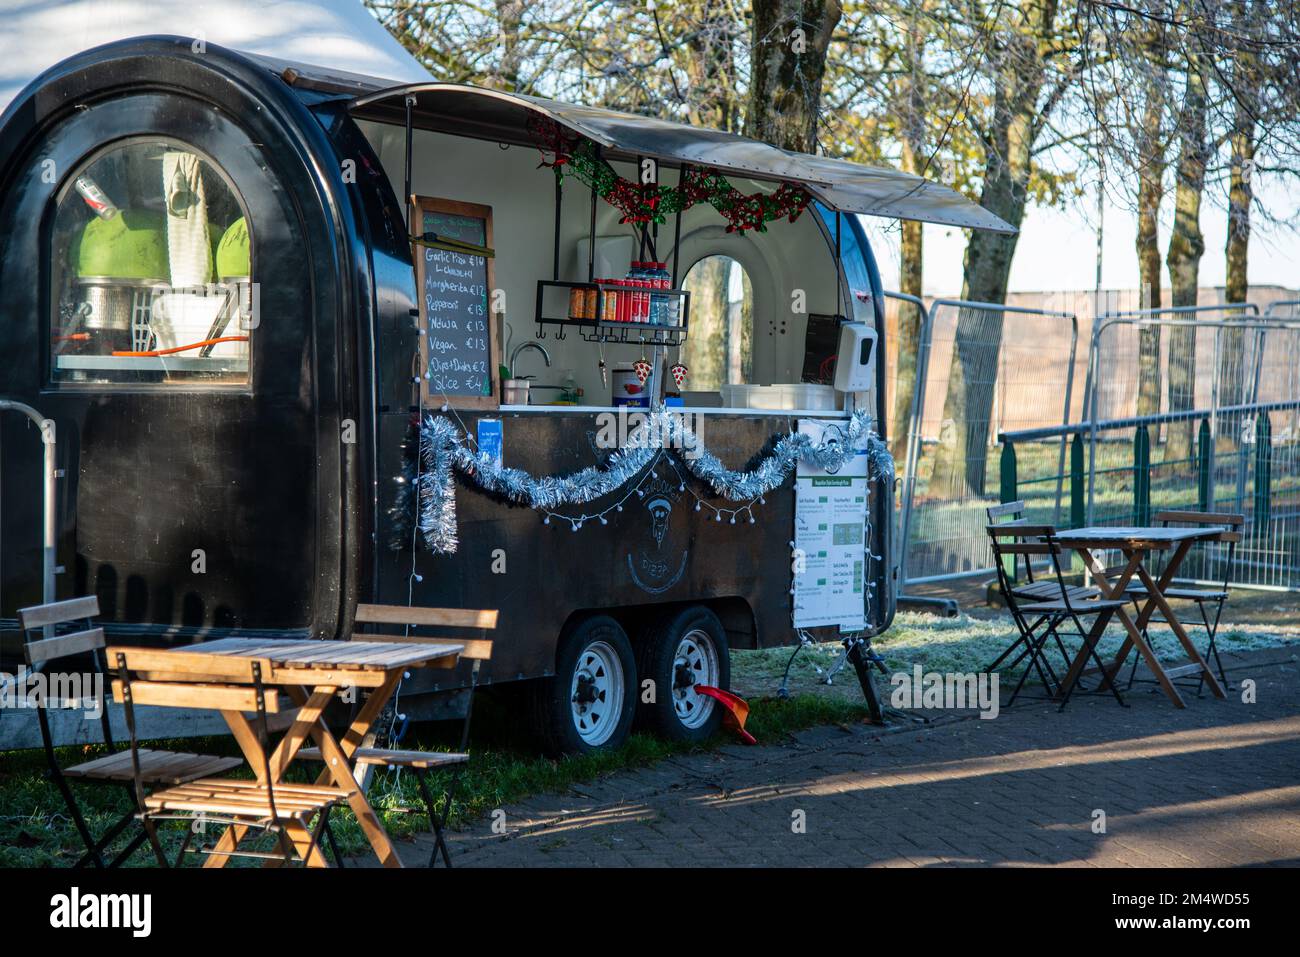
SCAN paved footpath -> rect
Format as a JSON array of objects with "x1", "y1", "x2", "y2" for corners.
[{"x1": 369, "y1": 648, "x2": 1300, "y2": 867}]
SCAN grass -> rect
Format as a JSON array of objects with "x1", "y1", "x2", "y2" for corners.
[
  {"x1": 0, "y1": 683, "x2": 868, "y2": 868},
  {"x1": 4, "y1": 601, "x2": 1293, "y2": 867},
  {"x1": 733, "y1": 609, "x2": 1299, "y2": 705}
]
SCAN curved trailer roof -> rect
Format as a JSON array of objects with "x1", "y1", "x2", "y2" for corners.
[
  {"x1": 0, "y1": 1, "x2": 428, "y2": 112},
  {"x1": 272, "y1": 62, "x2": 1015, "y2": 235}
]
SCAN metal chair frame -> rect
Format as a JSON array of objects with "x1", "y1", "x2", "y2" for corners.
[
  {"x1": 113, "y1": 654, "x2": 326, "y2": 867},
  {"x1": 318, "y1": 604, "x2": 496, "y2": 868},
  {"x1": 17, "y1": 599, "x2": 145, "y2": 868},
  {"x1": 987, "y1": 524, "x2": 1127, "y2": 710}
]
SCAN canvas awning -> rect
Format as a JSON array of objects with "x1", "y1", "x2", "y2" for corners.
[
  {"x1": 782, "y1": 153, "x2": 1017, "y2": 233},
  {"x1": 276, "y1": 66, "x2": 1015, "y2": 234}
]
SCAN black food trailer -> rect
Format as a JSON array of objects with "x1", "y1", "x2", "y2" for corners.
[{"x1": 0, "y1": 37, "x2": 1014, "y2": 753}]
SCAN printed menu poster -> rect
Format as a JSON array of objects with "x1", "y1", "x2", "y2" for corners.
[{"x1": 793, "y1": 418, "x2": 869, "y2": 631}]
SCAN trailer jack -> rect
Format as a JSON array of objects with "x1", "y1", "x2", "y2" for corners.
[
  {"x1": 778, "y1": 632, "x2": 888, "y2": 726},
  {"x1": 844, "y1": 635, "x2": 888, "y2": 726}
]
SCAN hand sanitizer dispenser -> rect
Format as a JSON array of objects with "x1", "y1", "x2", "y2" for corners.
[{"x1": 832, "y1": 322, "x2": 878, "y2": 393}]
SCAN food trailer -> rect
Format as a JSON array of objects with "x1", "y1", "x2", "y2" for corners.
[{"x1": 0, "y1": 37, "x2": 1013, "y2": 753}]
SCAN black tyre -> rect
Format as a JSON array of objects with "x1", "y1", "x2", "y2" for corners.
[
  {"x1": 636, "y1": 606, "x2": 731, "y2": 743},
  {"x1": 533, "y1": 615, "x2": 637, "y2": 756}
]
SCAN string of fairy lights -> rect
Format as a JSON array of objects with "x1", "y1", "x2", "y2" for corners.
[{"x1": 537, "y1": 450, "x2": 765, "y2": 530}]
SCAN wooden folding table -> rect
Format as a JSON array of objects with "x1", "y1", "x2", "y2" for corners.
[
  {"x1": 114, "y1": 637, "x2": 462, "y2": 867},
  {"x1": 1051, "y1": 526, "x2": 1227, "y2": 709}
]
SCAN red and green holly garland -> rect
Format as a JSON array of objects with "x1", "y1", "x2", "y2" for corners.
[{"x1": 531, "y1": 118, "x2": 812, "y2": 233}]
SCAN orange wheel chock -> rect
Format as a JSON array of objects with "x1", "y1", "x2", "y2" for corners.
[{"x1": 694, "y1": 686, "x2": 756, "y2": 745}]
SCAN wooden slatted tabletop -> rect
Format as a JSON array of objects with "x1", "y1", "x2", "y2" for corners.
[
  {"x1": 1053, "y1": 526, "x2": 1225, "y2": 550},
  {"x1": 153, "y1": 637, "x2": 461, "y2": 673},
  {"x1": 110, "y1": 638, "x2": 464, "y2": 690}
]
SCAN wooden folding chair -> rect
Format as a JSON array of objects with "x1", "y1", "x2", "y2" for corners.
[
  {"x1": 110, "y1": 650, "x2": 345, "y2": 867},
  {"x1": 986, "y1": 501, "x2": 1099, "y2": 605},
  {"x1": 300, "y1": 603, "x2": 496, "y2": 867},
  {"x1": 1125, "y1": 510, "x2": 1244, "y2": 694},
  {"x1": 986, "y1": 526, "x2": 1130, "y2": 709},
  {"x1": 16, "y1": 597, "x2": 241, "y2": 868}
]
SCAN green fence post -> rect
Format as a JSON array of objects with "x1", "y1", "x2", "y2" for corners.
[
  {"x1": 1070, "y1": 433, "x2": 1086, "y2": 571},
  {"x1": 1197, "y1": 418, "x2": 1211, "y2": 512},
  {"x1": 1133, "y1": 424, "x2": 1150, "y2": 525},
  {"x1": 1000, "y1": 441, "x2": 1017, "y2": 505},
  {"x1": 1070, "y1": 433, "x2": 1085, "y2": 529},
  {"x1": 1254, "y1": 413, "x2": 1272, "y2": 531},
  {"x1": 1000, "y1": 441, "x2": 1018, "y2": 580}
]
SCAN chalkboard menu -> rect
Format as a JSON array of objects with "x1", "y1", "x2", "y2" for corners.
[{"x1": 412, "y1": 196, "x2": 500, "y2": 409}]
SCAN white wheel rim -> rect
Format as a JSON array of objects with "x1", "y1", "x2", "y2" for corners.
[
  {"x1": 672, "y1": 628, "x2": 720, "y2": 729},
  {"x1": 570, "y1": 639, "x2": 625, "y2": 746}
]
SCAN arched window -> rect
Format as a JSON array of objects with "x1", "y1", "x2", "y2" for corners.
[
  {"x1": 680, "y1": 255, "x2": 753, "y2": 392},
  {"x1": 50, "y1": 139, "x2": 253, "y2": 386}
]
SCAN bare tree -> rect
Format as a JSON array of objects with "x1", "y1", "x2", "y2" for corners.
[
  {"x1": 829, "y1": 0, "x2": 984, "y2": 457},
  {"x1": 928, "y1": 0, "x2": 1081, "y2": 497},
  {"x1": 747, "y1": 0, "x2": 844, "y2": 151}
]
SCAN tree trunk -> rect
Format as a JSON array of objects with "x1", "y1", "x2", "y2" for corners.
[
  {"x1": 928, "y1": 14, "x2": 1050, "y2": 497},
  {"x1": 1135, "y1": 168, "x2": 1164, "y2": 417},
  {"x1": 1219, "y1": 45, "x2": 1259, "y2": 444},
  {"x1": 891, "y1": 216, "x2": 924, "y2": 460},
  {"x1": 890, "y1": 18, "x2": 927, "y2": 461},
  {"x1": 746, "y1": 0, "x2": 843, "y2": 152},
  {"x1": 1225, "y1": 128, "x2": 1254, "y2": 306},
  {"x1": 1164, "y1": 50, "x2": 1209, "y2": 462},
  {"x1": 1135, "y1": 110, "x2": 1166, "y2": 418},
  {"x1": 1132, "y1": 15, "x2": 1170, "y2": 419}
]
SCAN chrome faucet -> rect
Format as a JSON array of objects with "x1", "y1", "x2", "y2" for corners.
[{"x1": 510, "y1": 340, "x2": 551, "y2": 378}]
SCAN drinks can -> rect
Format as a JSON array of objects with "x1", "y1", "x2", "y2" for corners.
[
  {"x1": 601, "y1": 282, "x2": 619, "y2": 322},
  {"x1": 74, "y1": 175, "x2": 119, "y2": 220},
  {"x1": 617, "y1": 279, "x2": 632, "y2": 322}
]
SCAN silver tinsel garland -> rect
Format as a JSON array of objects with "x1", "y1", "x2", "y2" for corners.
[{"x1": 389, "y1": 409, "x2": 894, "y2": 554}]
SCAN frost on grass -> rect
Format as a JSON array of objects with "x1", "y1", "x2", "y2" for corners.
[{"x1": 731, "y1": 610, "x2": 1298, "y2": 703}]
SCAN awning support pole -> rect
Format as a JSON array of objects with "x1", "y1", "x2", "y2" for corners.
[
  {"x1": 835, "y1": 210, "x2": 843, "y2": 316},
  {"x1": 403, "y1": 94, "x2": 416, "y2": 219},
  {"x1": 587, "y1": 146, "x2": 599, "y2": 283},
  {"x1": 671, "y1": 166, "x2": 685, "y2": 287},
  {"x1": 553, "y1": 174, "x2": 562, "y2": 281}
]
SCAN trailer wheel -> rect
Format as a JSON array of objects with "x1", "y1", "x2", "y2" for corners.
[
  {"x1": 637, "y1": 606, "x2": 730, "y2": 743},
  {"x1": 534, "y1": 615, "x2": 637, "y2": 756}
]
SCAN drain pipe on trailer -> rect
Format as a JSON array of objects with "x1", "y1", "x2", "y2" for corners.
[{"x1": 0, "y1": 400, "x2": 57, "y2": 631}]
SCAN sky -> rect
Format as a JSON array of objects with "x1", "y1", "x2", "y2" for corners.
[
  {"x1": 2, "y1": 1, "x2": 1291, "y2": 303},
  {"x1": 861, "y1": 171, "x2": 1300, "y2": 298}
]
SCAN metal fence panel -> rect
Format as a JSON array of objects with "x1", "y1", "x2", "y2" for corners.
[
  {"x1": 1086, "y1": 312, "x2": 1300, "y2": 590},
  {"x1": 900, "y1": 299, "x2": 1077, "y2": 584}
]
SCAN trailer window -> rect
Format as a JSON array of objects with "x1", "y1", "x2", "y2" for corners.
[
  {"x1": 680, "y1": 256, "x2": 753, "y2": 391},
  {"x1": 49, "y1": 140, "x2": 253, "y2": 387}
]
